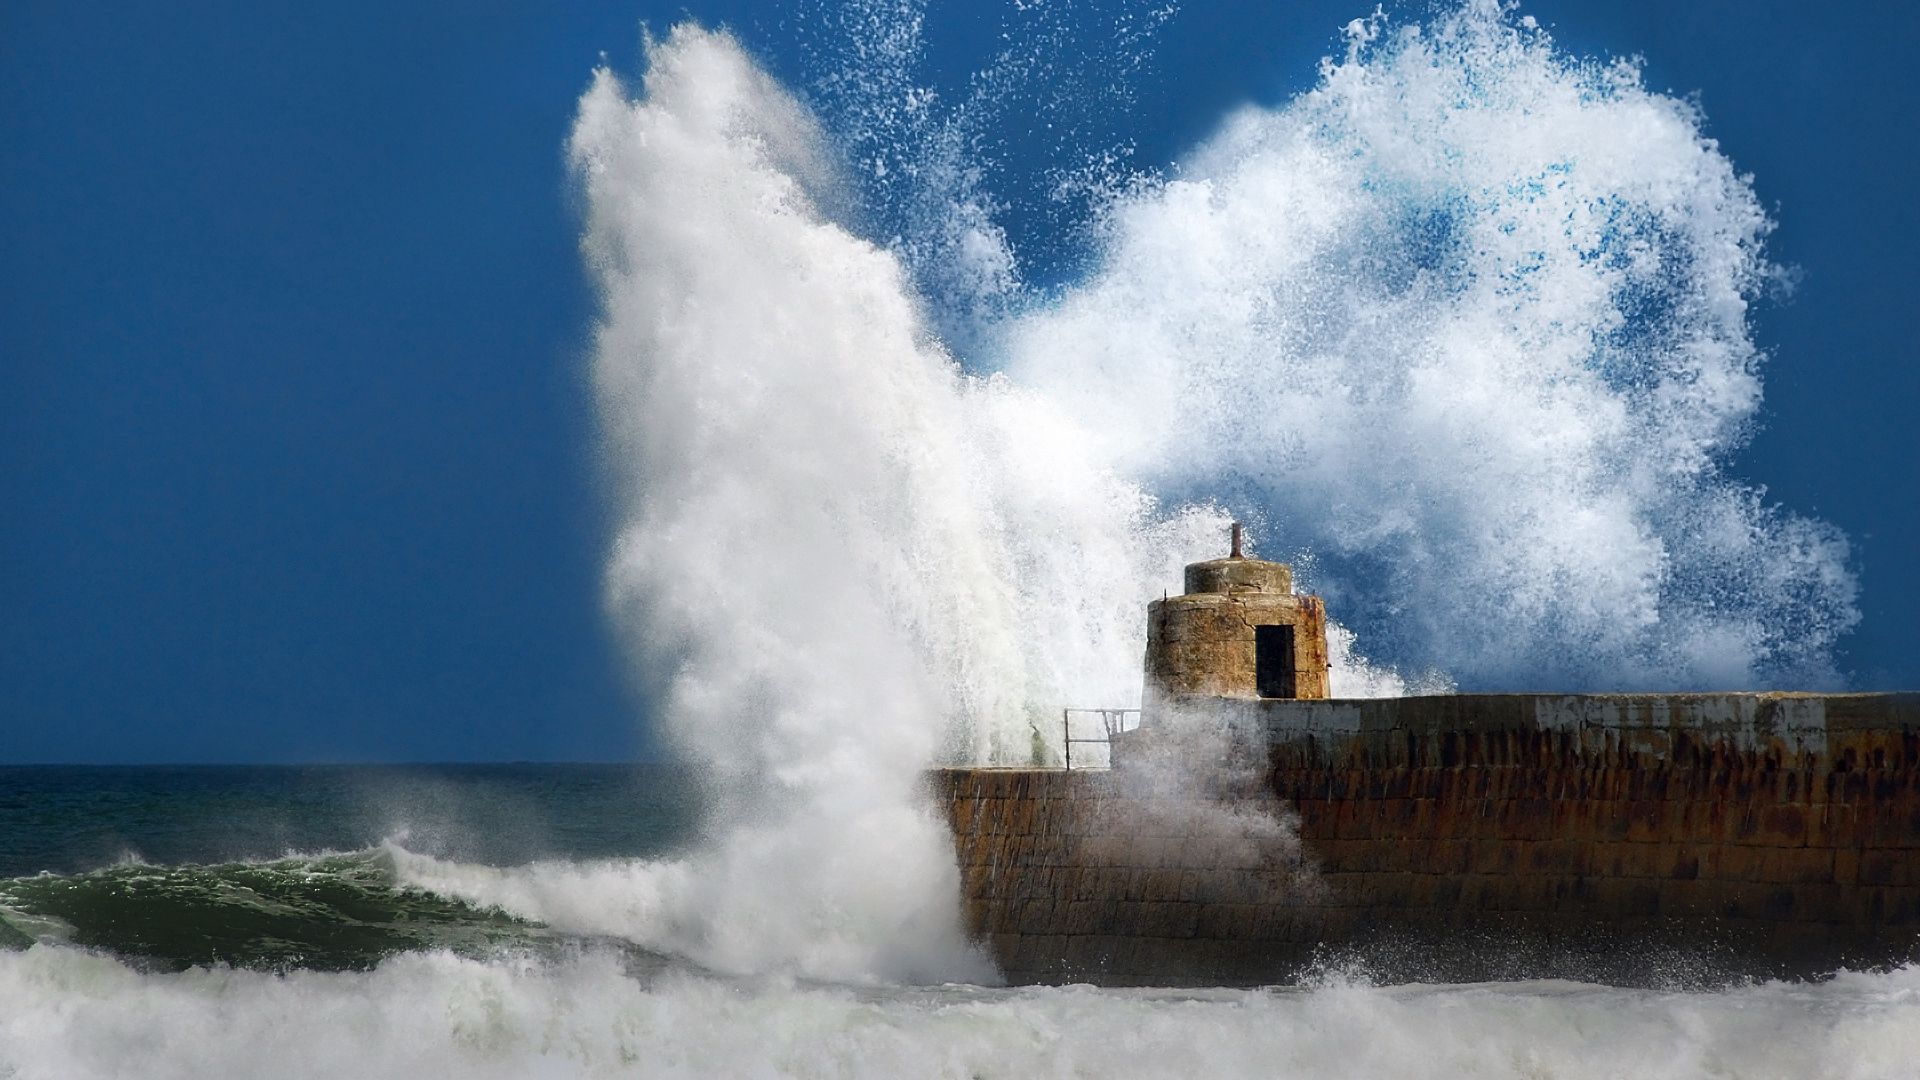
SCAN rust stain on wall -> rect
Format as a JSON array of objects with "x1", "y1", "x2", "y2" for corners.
[{"x1": 934, "y1": 693, "x2": 1920, "y2": 986}]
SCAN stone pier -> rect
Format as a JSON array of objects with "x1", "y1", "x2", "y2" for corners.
[{"x1": 934, "y1": 692, "x2": 1920, "y2": 986}]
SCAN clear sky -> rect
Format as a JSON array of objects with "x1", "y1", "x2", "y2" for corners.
[{"x1": 3, "y1": 1, "x2": 1915, "y2": 763}]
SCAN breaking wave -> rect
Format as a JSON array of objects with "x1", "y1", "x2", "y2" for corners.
[
  {"x1": 562, "y1": 0, "x2": 1861, "y2": 986},
  {"x1": 571, "y1": 0, "x2": 1861, "y2": 981},
  {"x1": 5, "y1": 945, "x2": 1920, "y2": 1080},
  {"x1": 0, "y1": 848, "x2": 555, "y2": 971},
  {"x1": 1000, "y1": 4, "x2": 1858, "y2": 691},
  {"x1": 572, "y1": 23, "x2": 1222, "y2": 984}
]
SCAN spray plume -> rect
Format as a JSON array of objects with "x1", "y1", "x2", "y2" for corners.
[{"x1": 543, "y1": 2, "x2": 1859, "y2": 982}]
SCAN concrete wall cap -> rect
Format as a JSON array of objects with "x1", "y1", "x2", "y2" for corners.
[{"x1": 1183, "y1": 557, "x2": 1293, "y2": 596}]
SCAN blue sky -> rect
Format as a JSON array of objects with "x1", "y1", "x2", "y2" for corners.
[{"x1": 2, "y1": 1, "x2": 1915, "y2": 763}]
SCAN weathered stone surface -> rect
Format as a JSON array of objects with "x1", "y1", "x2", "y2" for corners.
[
  {"x1": 1144, "y1": 547, "x2": 1331, "y2": 711},
  {"x1": 934, "y1": 692, "x2": 1920, "y2": 987},
  {"x1": 1183, "y1": 557, "x2": 1292, "y2": 596},
  {"x1": 1145, "y1": 593, "x2": 1331, "y2": 705}
]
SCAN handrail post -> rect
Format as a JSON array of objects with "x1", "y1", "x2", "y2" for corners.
[{"x1": 1059, "y1": 708, "x2": 1142, "y2": 771}]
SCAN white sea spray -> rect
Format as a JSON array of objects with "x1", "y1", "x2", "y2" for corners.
[
  {"x1": 539, "y1": 0, "x2": 1860, "y2": 983},
  {"x1": 1001, "y1": 5, "x2": 1857, "y2": 690},
  {"x1": 4, "y1": 947, "x2": 1920, "y2": 1079},
  {"x1": 563, "y1": 26, "x2": 1228, "y2": 983}
]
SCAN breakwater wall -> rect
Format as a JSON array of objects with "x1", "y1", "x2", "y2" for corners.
[{"x1": 933, "y1": 693, "x2": 1920, "y2": 986}]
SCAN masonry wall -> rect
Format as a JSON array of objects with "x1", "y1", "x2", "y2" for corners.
[
  {"x1": 934, "y1": 693, "x2": 1920, "y2": 986},
  {"x1": 1144, "y1": 592, "x2": 1331, "y2": 704}
]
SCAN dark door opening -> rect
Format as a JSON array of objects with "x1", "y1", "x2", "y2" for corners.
[{"x1": 1256, "y1": 624, "x2": 1297, "y2": 699}]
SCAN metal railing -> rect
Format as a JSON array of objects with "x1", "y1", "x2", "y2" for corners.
[{"x1": 1061, "y1": 708, "x2": 1141, "y2": 771}]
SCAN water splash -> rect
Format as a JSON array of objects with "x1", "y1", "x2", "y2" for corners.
[
  {"x1": 571, "y1": 26, "x2": 1209, "y2": 981},
  {"x1": 569, "y1": 2, "x2": 1859, "y2": 980},
  {"x1": 1003, "y1": 3, "x2": 1858, "y2": 689},
  {"x1": 791, "y1": 0, "x2": 1179, "y2": 349}
]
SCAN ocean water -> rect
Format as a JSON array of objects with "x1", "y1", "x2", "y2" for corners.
[
  {"x1": 5, "y1": 765, "x2": 1920, "y2": 1080},
  {"x1": 0, "y1": 765, "x2": 701, "y2": 970}
]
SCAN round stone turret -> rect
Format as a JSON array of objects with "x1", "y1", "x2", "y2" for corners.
[
  {"x1": 1143, "y1": 524, "x2": 1331, "y2": 717},
  {"x1": 1183, "y1": 556, "x2": 1292, "y2": 596}
]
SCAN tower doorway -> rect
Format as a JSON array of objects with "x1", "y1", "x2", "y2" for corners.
[{"x1": 1256, "y1": 624, "x2": 1297, "y2": 699}]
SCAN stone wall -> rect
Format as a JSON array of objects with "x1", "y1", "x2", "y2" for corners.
[
  {"x1": 1144, "y1": 592, "x2": 1330, "y2": 705},
  {"x1": 934, "y1": 693, "x2": 1920, "y2": 986},
  {"x1": 933, "y1": 766, "x2": 1314, "y2": 986}
]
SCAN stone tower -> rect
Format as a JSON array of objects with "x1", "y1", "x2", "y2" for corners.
[{"x1": 1143, "y1": 524, "x2": 1330, "y2": 716}]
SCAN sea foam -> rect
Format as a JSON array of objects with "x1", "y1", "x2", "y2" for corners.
[{"x1": 5, "y1": 946, "x2": 1920, "y2": 1080}]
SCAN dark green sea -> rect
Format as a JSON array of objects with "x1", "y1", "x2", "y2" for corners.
[{"x1": 0, "y1": 764, "x2": 700, "y2": 971}]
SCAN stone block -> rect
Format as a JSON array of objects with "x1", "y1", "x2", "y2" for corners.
[
  {"x1": 1879, "y1": 888, "x2": 1920, "y2": 926},
  {"x1": 1810, "y1": 805, "x2": 1856, "y2": 847},
  {"x1": 1833, "y1": 848, "x2": 1862, "y2": 886},
  {"x1": 1142, "y1": 868, "x2": 1185, "y2": 903},
  {"x1": 1469, "y1": 840, "x2": 1519, "y2": 876},
  {"x1": 1666, "y1": 845, "x2": 1701, "y2": 881},
  {"x1": 1864, "y1": 803, "x2": 1920, "y2": 849},
  {"x1": 1523, "y1": 840, "x2": 1585, "y2": 876},
  {"x1": 1425, "y1": 838, "x2": 1471, "y2": 875},
  {"x1": 1858, "y1": 851, "x2": 1898, "y2": 887},
  {"x1": 1016, "y1": 897, "x2": 1060, "y2": 935},
  {"x1": 1760, "y1": 848, "x2": 1835, "y2": 885},
  {"x1": 1780, "y1": 882, "x2": 1846, "y2": 923},
  {"x1": 1063, "y1": 933, "x2": 1128, "y2": 975},
  {"x1": 1759, "y1": 805, "x2": 1809, "y2": 847},
  {"x1": 1075, "y1": 835, "x2": 1130, "y2": 867},
  {"x1": 1712, "y1": 844, "x2": 1766, "y2": 883},
  {"x1": 1135, "y1": 903, "x2": 1200, "y2": 939},
  {"x1": 1032, "y1": 833, "x2": 1072, "y2": 866},
  {"x1": 1060, "y1": 900, "x2": 1105, "y2": 936},
  {"x1": 962, "y1": 864, "x2": 997, "y2": 900}
]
